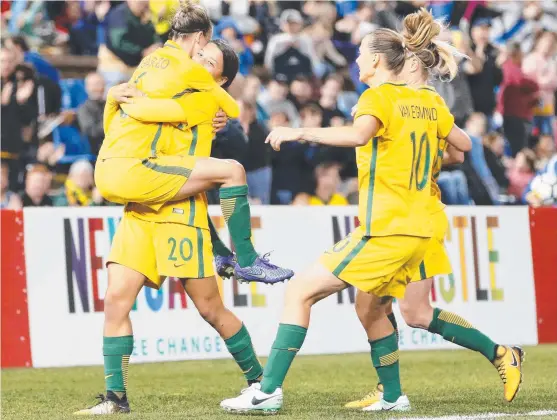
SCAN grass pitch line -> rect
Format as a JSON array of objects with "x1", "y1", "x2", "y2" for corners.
[{"x1": 399, "y1": 410, "x2": 557, "y2": 420}]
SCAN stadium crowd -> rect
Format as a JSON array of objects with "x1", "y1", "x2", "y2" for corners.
[{"x1": 1, "y1": 0, "x2": 556, "y2": 209}]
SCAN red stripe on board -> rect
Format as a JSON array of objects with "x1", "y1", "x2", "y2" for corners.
[
  {"x1": 529, "y1": 207, "x2": 557, "y2": 344},
  {"x1": 1, "y1": 210, "x2": 32, "y2": 367}
]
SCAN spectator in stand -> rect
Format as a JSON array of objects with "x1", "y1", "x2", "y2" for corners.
[
  {"x1": 3, "y1": 35, "x2": 60, "y2": 83},
  {"x1": 289, "y1": 75, "x2": 314, "y2": 110},
  {"x1": 293, "y1": 161, "x2": 348, "y2": 206},
  {"x1": 238, "y1": 99, "x2": 272, "y2": 204},
  {"x1": 499, "y1": 43, "x2": 539, "y2": 156},
  {"x1": 52, "y1": 159, "x2": 103, "y2": 206},
  {"x1": 0, "y1": 161, "x2": 23, "y2": 209},
  {"x1": 437, "y1": 168, "x2": 471, "y2": 205},
  {"x1": 259, "y1": 74, "x2": 300, "y2": 128},
  {"x1": 67, "y1": 0, "x2": 111, "y2": 55},
  {"x1": 465, "y1": 113, "x2": 501, "y2": 204},
  {"x1": 264, "y1": 9, "x2": 318, "y2": 79},
  {"x1": 1, "y1": 48, "x2": 36, "y2": 190},
  {"x1": 215, "y1": 17, "x2": 254, "y2": 76},
  {"x1": 243, "y1": 73, "x2": 268, "y2": 123},
  {"x1": 77, "y1": 72, "x2": 106, "y2": 156},
  {"x1": 319, "y1": 74, "x2": 345, "y2": 127},
  {"x1": 20, "y1": 164, "x2": 52, "y2": 207},
  {"x1": 533, "y1": 133, "x2": 557, "y2": 170},
  {"x1": 466, "y1": 7, "x2": 504, "y2": 121},
  {"x1": 483, "y1": 132, "x2": 510, "y2": 192},
  {"x1": 523, "y1": 31, "x2": 557, "y2": 138},
  {"x1": 506, "y1": 148, "x2": 537, "y2": 201},
  {"x1": 97, "y1": 0, "x2": 160, "y2": 89},
  {"x1": 305, "y1": 21, "x2": 346, "y2": 74}
]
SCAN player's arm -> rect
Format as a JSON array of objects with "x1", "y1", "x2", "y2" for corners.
[
  {"x1": 185, "y1": 63, "x2": 239, "y2": 118},
  {"x1": 443, "y1": 144, "x2": 465, "y2": 164},
  {"x1": 103, "y1": 94, "x2": 121, "y2": 133},
  {"x1": 436, "y1": 98, "x2": 472, "y2": 153},
  {"x1": 121, "y1": 91, "x2": 217, "y2": 127},
  {"x1": 444, "y1": 125, "x2": 472, "y2": 152}
]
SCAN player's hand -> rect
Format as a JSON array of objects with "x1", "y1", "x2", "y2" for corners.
[
  {"x1": 265, "y1": 127, "x2": 304, "y2": 151},
  {"x1": 109, "y1": 83, "x2": 145, "y2": 104},
  {"x1": 212, "y1": 109, "x2": 228, "y2": 133}
]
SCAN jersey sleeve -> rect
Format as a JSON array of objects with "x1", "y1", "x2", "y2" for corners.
[
  {"x1": 184, "y1": 63, "x2": 240, "y2": 118},
  {"x1": 354, "y1": 89, "x2": 390, "y2": 137},
  {"x1": 103, "y1": 95, "x2": 120, "y2": 134},
  {"x1": 435, "y1": 95, "x2": 455, "y2": 139}
]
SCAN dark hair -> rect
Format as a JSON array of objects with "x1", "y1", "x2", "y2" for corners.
[
  {"x1": 292, "y1": 74, "x2": 311, "y2": 85},
  {"x1": 209, "y1": 39, "x2": 239, "y2": 89},
  {"x1": 169, "y1": 1, "x2": 212, "y2": 41},
  {"x1": 300, "y1": 103, "x2": 322, "y2": 117},
  {"x1": 8, "y1": 35, "x2": 29, "y2": 52}
]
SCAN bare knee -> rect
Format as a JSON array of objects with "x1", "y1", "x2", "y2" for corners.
[
  {"x1": 224, "y1": 160, "x2": 246, "y2": 185},
  {"x1": 104, "y1": 287, "x2": 135, "y2": 322},
  {"x1": 196, "y1": 295, "x2": 226, "y2": 327},
  {"x1": 399, "y1": 300, "x2": 433, "y2": 329}
]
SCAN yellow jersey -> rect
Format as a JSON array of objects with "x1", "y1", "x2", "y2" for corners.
[
  {"x1": 309, "y1": 193, "x2": 349, "y2": 206},
  {"x1": 353, "y1": 82, "x2": 454, "y2": 238},
  {"x1": 419, "y1": 86, "x2": 452, "y2": 214},
  {"x1": 124, "y1": 91, "x2": 220, "y2": 230},
  {"x1": 98, "y1": 40, "x2": 238, "y2": 160}
]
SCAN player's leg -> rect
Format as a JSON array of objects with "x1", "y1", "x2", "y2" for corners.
[
  {"x1": 399, "y1": 278, "x2": 524, "y2": 402},
  {"x1": 207, "y1": 214, "x2": 236, "y2": 279},
  {"x1": 220, "y1": 262, "x2": 348, "y2": 413},
  {"x1": 356, "y1": 293, "x2": 410, "y2": 412},
  {"x1": 171, "y1": 157, "x2": 293, "y2": 283},
  {"x1": 74, "y1": 264, "x2": 146, "y2": 415},
  {"x1": 181, "y1": 276, "x2": 262, "y2": 385},
  {"x1": 75, "y1": 215, "x2": 160, "y2": 415}
]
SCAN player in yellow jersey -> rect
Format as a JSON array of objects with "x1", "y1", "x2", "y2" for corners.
[
  {"x1": 219, "y1": 24, "x2": 471, "y2": 414},
  {"x1": 75, "y1": 6, "x2": 266, "y2": 416},
  {"x1": 345, "y1": 10, "x2": 524, "y2": 411},
  {"x1": 95, "y1": 9, "x2": 293, "y2": 285}
]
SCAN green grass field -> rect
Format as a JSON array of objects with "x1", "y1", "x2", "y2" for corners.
[{"x1": 2, "y1": 344, "x2": 557, "y2": 420}]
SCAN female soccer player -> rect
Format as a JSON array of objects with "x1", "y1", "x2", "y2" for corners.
[
  {"x1": 345, "y1": 10, "x2": 524, "y2": 411},
  {"x1": 75, "y1": 7, "x2": 265, "y2": 416},
  {"x1": 95, "y1": 3, "x2": 292, "y2": 285},
  {"x1": 219, "y1": 24, "x2": 471, "y2": 414}
]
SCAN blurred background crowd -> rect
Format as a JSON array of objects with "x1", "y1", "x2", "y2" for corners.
[{"x1": 1, "y1": 0, "x2": 556, "y2": 209}]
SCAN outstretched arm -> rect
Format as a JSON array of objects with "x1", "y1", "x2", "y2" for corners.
[
  {"x1": 445, "y1": 124, "x2": 472, "y2": 152},
  {"x1": 266, "y1": 114, "x2": 379, "y2": 151}
]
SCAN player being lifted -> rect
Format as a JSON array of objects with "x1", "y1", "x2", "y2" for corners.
[
  {"x1": 345, "y1": 9, "x2": 524, "y2": 411},
  {"x1": 95, "y1": 2, "x2": 293, "y2": 285},
  {"x1": 219, "y1": 21, "x2": 471, "y2": 414}
]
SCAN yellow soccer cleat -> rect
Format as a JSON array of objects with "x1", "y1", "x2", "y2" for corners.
[
  {"x1": 493, "y1": 345, "x2": 525, "y2": 402},
  {"x1": 344, "y1": 384, "x2": 383, "y2": 408}
]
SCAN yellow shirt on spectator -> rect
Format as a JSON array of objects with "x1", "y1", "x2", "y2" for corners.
[{"x1": 308, "y1": 194, "x2": 348, "y2": 206}]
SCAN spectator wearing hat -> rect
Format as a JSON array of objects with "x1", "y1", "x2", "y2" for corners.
[
  {"x1": 523, "y1": 31, "x2": 557, "y2": 138},
  {"x1": 498, "y1": 43, "x2": 539, "y2": 156},
  {"x1": 214, "y1": 16, "x2": 254, "y2": 76},
  {"x1": 466, "y1": 6, "x2": 504, "y2": 121},
  {"x1": 264, "y1": 9, "x2": 319, "y2": 79}
]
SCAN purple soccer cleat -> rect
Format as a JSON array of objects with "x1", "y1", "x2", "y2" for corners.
[
  {"x1": 233, "y1": 253, "x2": 294, "y2": 284},
  {"x1": 215, "y1": 253, "x2": 236, "y2": 279}
]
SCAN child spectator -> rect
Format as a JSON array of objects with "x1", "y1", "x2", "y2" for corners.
[
  {"x1": 293, "y1": 162, "x2": 348, "y2": 206},
  {"x1": 507, "y1": 148, "x2": 537, "y2": 200},
  {"x1": 20, "y1": 164, "x2": 52, "y2": 207}
]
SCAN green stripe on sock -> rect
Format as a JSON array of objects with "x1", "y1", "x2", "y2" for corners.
[
  {"x1": 219, "y1": 185, "x2": 257, "y2": 267},
  {"x1": 224, "y1": 324, "x2": 263, "y2": 382},
  {"x1": 369, "y1": 332, "x2": 401, "y2": 403},
  {"x1": 260, "y1": 324, "x2": 307, "y2": 394},
  {"x1": 103, "y1": 336, "x2": 134, "y2": 393},
  {"x1": 428, "y1": 308, "x2": 498, "y2": 362}
]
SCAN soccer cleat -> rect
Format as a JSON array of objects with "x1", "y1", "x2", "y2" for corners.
[
  {"x1": 493, "y1": 345, "x2": 525, "y2": 402},
  {"x1": 220, "y1": 382, "x2": 283, "y2": 414},
  {"x1": 234, "y1": 253, "x2": 294, "y2": 284},
  {"x1": 344, "y1": 384, "x2": 383, "y2": 408},
  {"x1": 362, "y1": 394, "x2": 411, "y2": 412},
  {"x1": 74, "y1": 392, "x2": 130, "y2": 415},
  {"x1": 215, "y1": 253, "x2": 236, "y2": 279}
]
